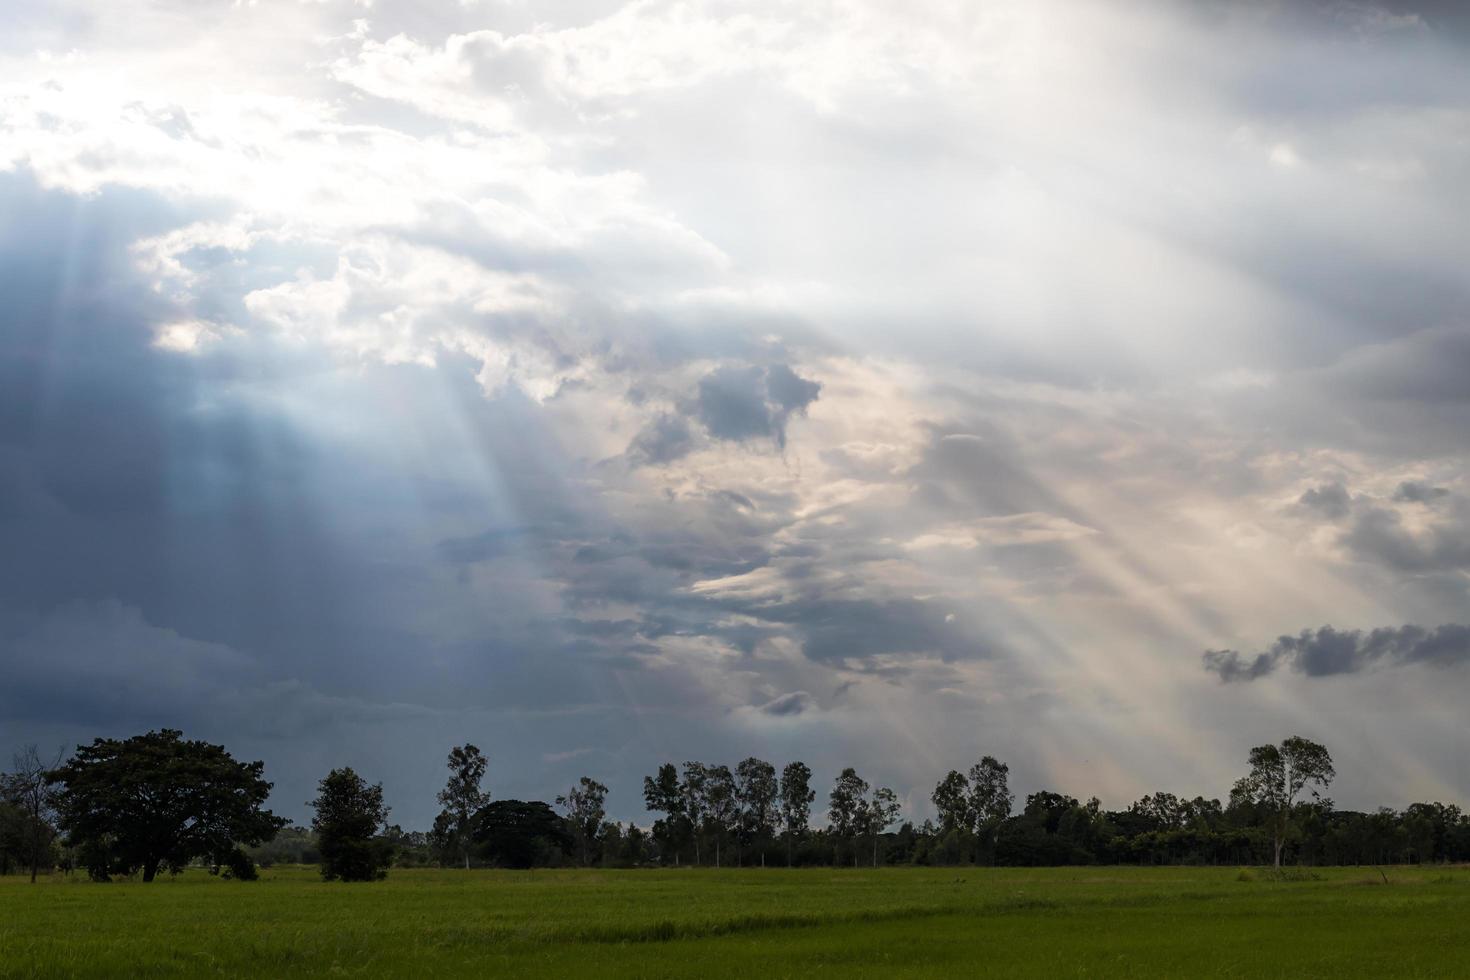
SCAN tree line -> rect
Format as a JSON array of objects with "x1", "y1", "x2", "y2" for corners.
[{"x1": 5, "y1": 730, "x2": 1470, "y2": 883}]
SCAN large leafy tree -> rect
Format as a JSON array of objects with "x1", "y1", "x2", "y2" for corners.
[
  {"x1": 1232, "y1": 736, "x2": 1335, "y2": 867},
  {"x1": 310, "y1": 767, "x2": 393, "y2": 882},
  {"x1": 778, "y1": 761, "x2": 814, "y2": 866},
  {"x1": 436, "y1": 744, "x2": 489, "y2": 869},
  {"x1": 556, "y1": 777, "x2": 608, "y2": 866},
  {"x1": 473, "y1": 800, "x2": 573, "y2": 868},
  {"x1": 49, "y1": 729, "x2": 284, "y2": 882}
]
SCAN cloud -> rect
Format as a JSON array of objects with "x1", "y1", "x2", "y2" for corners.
[
  {"x1": 1203, "y1": 623, "x2": 1470, "y2": 682},
  {"x1": 1393, "y1": 480, "x2": 1450, "y2": 503},
  {"x1": 695, "y1": 363, "x2": 821, "y2": 448},
  {"x1": 1298, "y1": 482, "x2": 1352, "y2": 519},
  {"x1": 627, "y1": 413, "x2": 696, "y2": 466},
  {"x1": 758, "y1": 691, "x2": 815, "y2": 716}
]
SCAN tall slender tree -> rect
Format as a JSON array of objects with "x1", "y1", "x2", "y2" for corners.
[
  {"x1": 3, "y1": 745, "x2": 62, "y2": 883},
  {"x1": 681, "y1": 762, "x2": 710, "y2": 865},
  {"x1": 968, "y1": 756, "x2": 1014, "y2": 862},
  {"x1": 436, "y1": 744, "x2": 489, "y2": 869},
  {"x1": 556, "y1": 777, "x2": 609, "y2": 866},
  {"x1": 735, "y1": 757, "x2": 778, "y2": 866},
  {"x1": 828, "y1": 768, "x2": 869, "y2": 867},
  {"x1": 704, "y1": 765, "x2": 738, "y2": 868},
  {"x1": 779, "y1": 761, "x2": 814, "y2": 866},
  {"x1": 867, "y1": 786, "x2": 901, "y2": 867},
  {"x1": 1232, "y1": 736, "x2": 1335, "y2": 868},
  {"x1": 643, "y1": 763, "x2": 687, "y2": 866}
]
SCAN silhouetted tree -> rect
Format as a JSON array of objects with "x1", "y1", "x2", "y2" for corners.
[
  {"x1": 704, "y1": 765, "x2": 738, "y2": 867},
  {"x1": 968, "y1": 756, "x2": 1013, "y2": 862},
  {"x1": 828, "y1": 768, "x2": 869, "y2": 867},
  {"x1": 867, "y1": 786, "x2": 901, "y2": 867},
  {"x1": 681, "y1": 762, "x2": 710, "y2": 865},
  {"x1": 49, "y1": 730, "x2": 283, "y2": 882},
  {"x1": 556, "y1": 777, "x2": 608, "y2": 866},
  {"x1": 436, "y1": 744, "x2": 489, "y2": 869},
  {"x1": 735, "y1": 757, "x2": 778, "y2": 865},
  {"x1": 1232, "y1": 736, "x2": 1334, "y2": 868},
  {"x1": 2, "y1": 745, "x2": 63, "y2": 882},
  {"x1": 931, "y1": 770, "x2": 971, "y2": 834},
  {"x1": 311, "y1": 767, "x2": 393, "y2": 881},
  {"x1": 473, "y1": 800, "x2": 572, "y2": 868},
  {"x1": 643, "y1": 763, "x2": 688, "y2": 866},
  {"x1": 779, "y1": 761, "x2": 814, "y2": 866}
]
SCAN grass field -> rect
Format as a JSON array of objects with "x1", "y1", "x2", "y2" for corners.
[{"x1": 3, "y1": 865, "x2": 1469, "y2": 978}]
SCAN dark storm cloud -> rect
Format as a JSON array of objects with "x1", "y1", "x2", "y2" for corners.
[
  {"x1": 695, "y1": 363, "x2": 820, "y2": 447},
  {"x1": 626, "y1": 412, "x2": 695, "y2": 465},
  {"x1": 758, "y1": 691, "x2": 814, "y2": 716},
  {"x1": 1392, "y1": 481, "x2": 1451, "y2": 504},
  {"x1": 1298, "y1": 482, "x2": 1352, "y2": 519},
  {"x1": 1342, "y1": 505, "x2": 1470, "y2": 574},
  {"x1": 623, "y1": 362, "x2": 820, "y2": 465},
  {"x1": 1203, "y1": 623, "x2": 1470, "y2": 682}
]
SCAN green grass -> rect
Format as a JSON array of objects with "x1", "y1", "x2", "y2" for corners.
[{"x1": 3, "y1": 865, "x2": 1469, "y2": 977}]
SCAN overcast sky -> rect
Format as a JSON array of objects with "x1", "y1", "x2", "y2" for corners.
[{"x1": 2, "y1": 0, "x2": 1468, "y2": 828}]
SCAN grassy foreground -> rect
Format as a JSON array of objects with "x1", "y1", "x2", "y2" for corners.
[{"x1": 3, "y1": 865, "x2": 1469, "y2": 978}]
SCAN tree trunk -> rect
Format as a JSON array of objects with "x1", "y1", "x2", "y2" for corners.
[
  {"x1": 142, "y1": 858, "x2": 160, "y2": 883},
  {"x1": 463, "y1": 851, "x2": 470, "y2": 871},
  {"x1": 872, "y1": 836, "x2": 878, "y2": 868}
]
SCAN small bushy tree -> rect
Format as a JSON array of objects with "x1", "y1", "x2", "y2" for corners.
[{"x1": 311, "y1": 768, "x2": 393, "y2": 882}]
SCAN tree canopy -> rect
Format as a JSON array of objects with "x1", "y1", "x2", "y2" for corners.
[
  {"x1": 49, "y1": 729, "x2": 283, "y2": 882},
  {"x1": 311, "y1": 767, "x2": 393, "y2": 882}
]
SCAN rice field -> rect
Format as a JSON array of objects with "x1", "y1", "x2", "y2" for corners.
[{"x1": 3, "y1": 865, "x2": 1469, "y2": 977}]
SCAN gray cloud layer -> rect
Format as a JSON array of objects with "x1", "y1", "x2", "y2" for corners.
[{"x1": 1204, "y1": 624, "x2": 1470, "y2": 682}]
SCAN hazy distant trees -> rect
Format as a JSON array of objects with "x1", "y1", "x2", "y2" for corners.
[
  {"x1": 50, "y1": 730, "x2": 283, "y2": 882},
  {"x1": 311, "y1": 768, "x2": 393, "y2": 882},
  {"x1": 556, "y1": 777, "x2": 608, "y2": 866},
  {"x1": 435, "y1": 745, "x2": 489, "y2": 869},
  {"x1": 1232, "y1": 736, "x2": 1335, "y2": 868},
  {"x1": 779, "y1": 762, "x2": 815, "y2": 866}
]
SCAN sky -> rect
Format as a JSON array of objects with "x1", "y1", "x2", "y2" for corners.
[{"x1": 2, "y1": 0, "x2": 1468, "y2": 829}]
